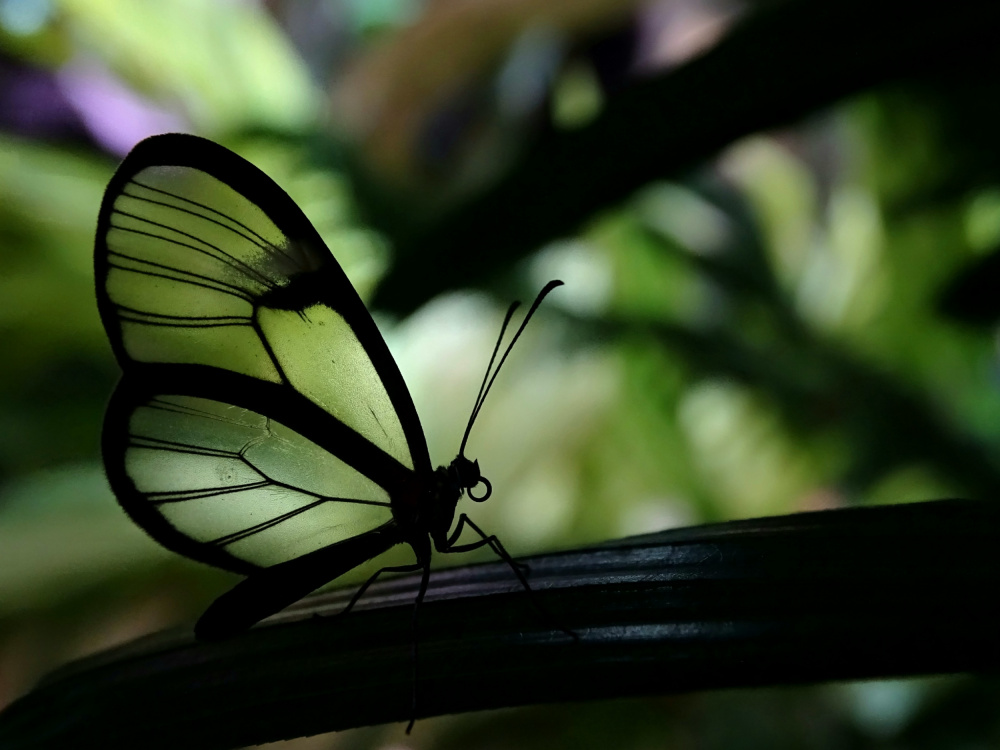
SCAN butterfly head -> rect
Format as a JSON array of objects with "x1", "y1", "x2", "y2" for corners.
[
  {"x1": 427, "y1": 456, "x2": 491, "y2": 551},
  {"x1": 449, "y1": 454, "x2": 492, "y2": 502}
]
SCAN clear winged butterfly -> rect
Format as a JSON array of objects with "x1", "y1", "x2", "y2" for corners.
[{"x1": 95, "y1": 133, "x2": 563, "y2": 727}]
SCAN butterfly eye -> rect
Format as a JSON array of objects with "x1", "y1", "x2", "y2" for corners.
[{"x1": 468, "y1": 476, "x2": 492, "y2": 502}]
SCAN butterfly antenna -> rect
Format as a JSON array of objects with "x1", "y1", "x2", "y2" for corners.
[
  {"x1": 459, "y1": 280, "x2": 564, "y2": 456},
  {"x1": 462, "y1": 302, "x2": 519, "y2": 448},
  {"x1": 459, "y1": 302, "x2": 519, "y2": 457}
]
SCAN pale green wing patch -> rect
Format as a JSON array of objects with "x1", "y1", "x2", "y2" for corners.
[
  {"x1": 104, "y1": 166, "x2": 295, "y2": 383},
  {"x1": 260, "y1": 305, "x2": 411, "y2": 468},
  {"x1": 121, "y1": 394, "x2": 393, "y2": 569}
]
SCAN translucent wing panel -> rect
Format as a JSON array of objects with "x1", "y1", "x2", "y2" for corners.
[
  {"x1": 105, "y1": 169, "x2": 294, "y2": 381},
  {"x1": 120, "y1": 394, "x2": 393, "y2": 569},
  {"x1": 260, "y1": 305, "x2": 410, "y2": 468},
  {"x1": 96, "y1": 136, "x2": 428, "y2": 476}
]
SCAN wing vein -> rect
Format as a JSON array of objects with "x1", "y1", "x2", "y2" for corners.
[
  {"x1": 110, "y1": 209, "x2": 276, "y2": 290},
  {"x1": 126, "y1": 179, "x2": 301, "y2": 269},
  {"x1": 148, "y1": 481, "x2": 272, "y2": 503},
  {"x1": 107, "y1": 248, "x2": 257, "y2": 302},
  {"x1": 130, "y1": 178, "x2": 299, "y2": 267}
]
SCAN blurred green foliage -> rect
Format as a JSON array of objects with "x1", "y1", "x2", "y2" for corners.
[{"x1": 3, "y1": 0, "x2": 1000, "y2": 747}]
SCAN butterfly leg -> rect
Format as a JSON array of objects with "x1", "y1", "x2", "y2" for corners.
[
  {"x1": 330, "y1": 560, "x2": 430, "y2": 734},
  {"x1": 442, "y1": 514, "x2": 577, "y2": 641},
  {"x1": 334, "y1": 562, "x2": 424, "y2": 619},
  {"x1": 406, "y1": 562, "x2": 431, "y2": 735},
  {"x1": 444, "y1": 513, "x2": 529, "y2": 572}
]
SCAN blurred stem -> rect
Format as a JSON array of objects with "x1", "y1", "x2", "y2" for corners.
[
  {"x1": 370, "y1": 0, "x2": 1000, "y2": 313},
  {"x1": 2, "y1": 500, "x2": 999, "y2": 749}
]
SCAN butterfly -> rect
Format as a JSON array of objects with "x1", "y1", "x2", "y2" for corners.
[{"x1": 94, "y1": 133, "x2": 562, "y2": 651}]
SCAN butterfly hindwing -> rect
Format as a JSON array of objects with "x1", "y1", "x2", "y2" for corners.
[
  {"x1": 104, "y1": 386, "x2": 403, "y2": 573},
  {"x1": 96, "y1": 134, "x2": 429, "y2": 572}
]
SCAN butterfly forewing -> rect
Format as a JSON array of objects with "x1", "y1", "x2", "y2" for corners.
[
  {"x1": 97, "y1": 138, "x2": 427, "y2": 472},
  {"x1": 96, "y1": 134, "x2": 430, "y2": 573},
  {"x1": 103, "y1": 166, "x2": 291, "y2": 384}
]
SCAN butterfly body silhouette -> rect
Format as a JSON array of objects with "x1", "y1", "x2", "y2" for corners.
[{"x1": 95, "y1": 134, "x2": 559, "y2": 644}]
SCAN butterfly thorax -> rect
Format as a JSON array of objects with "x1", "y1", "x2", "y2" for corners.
[{"x1": 414, "y1": 455, "x2": 485, "y2": 551}]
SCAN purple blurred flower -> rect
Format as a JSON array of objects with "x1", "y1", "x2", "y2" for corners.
[
  {"x1": 0, "y1": 56, "x2": 88, "y2": 140},
  {"x1": 58, "y1": 61, "x2": 187, "y2": 155},
  {"x1": 0, "y1": 54, "x2": 187, "y2": 153}
]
